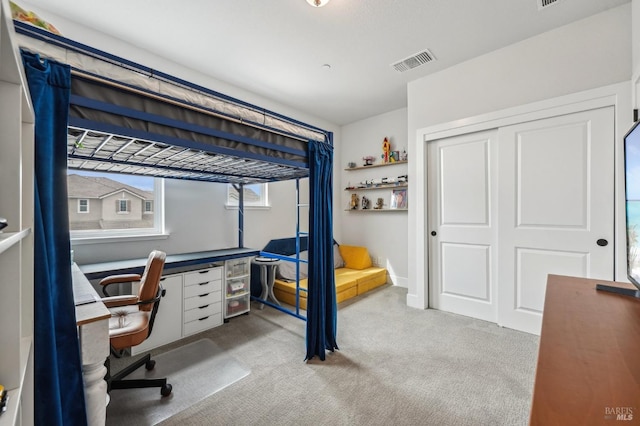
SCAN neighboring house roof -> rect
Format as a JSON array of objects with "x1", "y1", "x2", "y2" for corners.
[
  {"x1": 228, "y1": 186, "x2": 260, "y2": 203},
  {"x1": 67, "y1": 174, "x2": 154, "y2": 200}
]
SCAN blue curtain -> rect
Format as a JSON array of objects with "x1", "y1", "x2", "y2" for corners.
[
  {"x1": 306, "y1": 138, "x2": 338, "y2": 360},
  {"x1": 22, "y1": 51, "x2": 88, "y2": 426}
]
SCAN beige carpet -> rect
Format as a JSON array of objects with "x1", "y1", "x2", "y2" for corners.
[
  {"x1": 137, "y1": 285, "x2": 540, "y2": 426},
  {"x1": 106, "y1": 338, "x2": 250, "y2": 425}
]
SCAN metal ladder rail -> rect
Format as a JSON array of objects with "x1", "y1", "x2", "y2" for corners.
[{"x1": 252, "y1": 177, "x2": 309, "y2": 320}]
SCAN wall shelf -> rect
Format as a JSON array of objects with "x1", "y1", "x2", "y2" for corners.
[
  {"x1": 344, "y1": 209, "x2": 407, "y2": 212},
  {"x1": 344, "y1": 182, "x2": 407, "y2": 191},
  {"x1": 345, "y1": 160, "x2": 407, "y2": 171}
]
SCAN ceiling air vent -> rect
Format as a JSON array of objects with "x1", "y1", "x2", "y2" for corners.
[
  {"x1": 538, "y1": 0, "x2": 562, "y2": 10},
  {"x1": 392, "y1": 49, "x2": 436, "y2": 73}
]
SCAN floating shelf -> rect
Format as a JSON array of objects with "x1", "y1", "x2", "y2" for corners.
[
  {"x1": 344, "y1": 209, "x2": 408, "y2": 212},
  {"x1": 345, "y1": 182, "x2": 408, "y2": 191},
  {"x1": 345, "y1": 160, "x2": 407, "y2": 170}
]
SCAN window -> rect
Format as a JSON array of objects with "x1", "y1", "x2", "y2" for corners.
[
  {"x1": 67, "y1": 170, "x2": 165, "y2": 241},
  {"x1": 226, "y1": 183, "x2": 269, "y2": 209},
  {"x1": 117, "y1": 199, "x2": 130, "y2": 214},
  {"x1": 78, "y1": 199, "x2": 89, "y2": 213}
]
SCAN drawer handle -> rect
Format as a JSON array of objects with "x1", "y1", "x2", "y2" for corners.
[
  {"x1": 199, "y1": 293, "x2": 210, "y2": 297},
  {"x1": 198, "y1": 316, "x2": 210, "y2": 321},
  {"x1": 198, "y1": 305, "x2": 209, "y2": 309},
  {"x1": 198, "y1": 281, "x2": 209, "y2": 286},
  {"x1": 199, "y1": 270, "x2": 210, "y2": 274}
]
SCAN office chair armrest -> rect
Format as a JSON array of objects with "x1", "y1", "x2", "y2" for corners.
[
  {"x1": 100, "y1": 273, "x2": 142, "y2": 297},
  {"x1": 101, "y1": 295, "x2": 139, "y2": 308}
]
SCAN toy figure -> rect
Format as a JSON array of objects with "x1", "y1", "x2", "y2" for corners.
[
  {"x1": 400, "y1": 149, "x2": 408, "y2": 161},
  {"x1": 374, "y1": 198, "x2": 384, "y2": 209},
  {"x1": 361, "y1": 196, "x2": 370, "y2": 210},
  {"x1": 350, "y1": 193, "x2": 359, "y2": 210},
  {"x1": 381, "y1": 137, "x2": 391, "y2": 163},
  {"x1": 362, "y1": 155, "x2": 375, "y2": 166}
]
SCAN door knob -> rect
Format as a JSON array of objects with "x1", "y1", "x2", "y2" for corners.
[
  {"x1": 431, "y1": 231, "x2": 437, "y2": 236},
  {"x1": 596, "y1": 239, "x2": 608, "y2": 247}
]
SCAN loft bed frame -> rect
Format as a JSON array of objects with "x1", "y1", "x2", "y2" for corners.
[{"x1": 14, "y1": 21, "x2": 326, "y2": 321}]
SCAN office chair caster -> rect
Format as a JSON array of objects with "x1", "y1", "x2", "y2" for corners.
[
  {"x1": 145, "y1": 359, "x2": 156, "y2": 370},
  {"x1": 161, "y1": 383, "x2": 172, "y2": 397}
]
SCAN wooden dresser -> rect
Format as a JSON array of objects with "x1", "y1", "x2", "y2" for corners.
[{"x1": 530, "y1": 274, "x2": 640, "y2": 425}]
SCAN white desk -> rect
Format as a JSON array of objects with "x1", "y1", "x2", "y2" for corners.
[{"x1": 72, "y1": 263, "x2": 110, "y2": 426}]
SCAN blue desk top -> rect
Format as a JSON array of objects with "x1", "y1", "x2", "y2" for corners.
[{"x1": 79, "y1": 247, "x2": 259, "y2": 280}]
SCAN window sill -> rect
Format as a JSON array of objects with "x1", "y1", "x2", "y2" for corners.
[
  {"x1": 224, "y1": 205, "x2": 271, "y2": 210},
  {"x1": 71, "y1": 232, "x2": 170, "y2": 245}
]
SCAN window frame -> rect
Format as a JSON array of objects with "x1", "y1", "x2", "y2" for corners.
[
  {"x1": 116, "y1": 198, "x2": 130, "y2": 214},
  {"x1": 70, "y1": 176, "x2": 166, "y2": 244},
  {"x1": 77, "y1": 198, "x2": 89, "y2": 213},
  {"x1": 225, "y1": 183, "x2": 270, "y2": 210}
]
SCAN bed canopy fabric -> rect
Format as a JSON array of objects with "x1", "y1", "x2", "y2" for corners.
[
  {"x1": 15, "y1": 21, "x2": 329, "y2": 184},
  {"x1": 14, "y1": 21, "x2": 337, "y2": 361}
]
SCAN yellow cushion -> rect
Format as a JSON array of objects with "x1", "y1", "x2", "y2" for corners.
[{"x1": 339, "y1": 245, "x2": 372, "y2": 270}]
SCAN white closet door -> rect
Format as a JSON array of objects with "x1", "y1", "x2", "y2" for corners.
[
  {"x1": 497, "y1": 106, "x2": 614, "y2": 334},
  {"x1": 428, "y1": 130, "x2": 499, "y2": 322}
]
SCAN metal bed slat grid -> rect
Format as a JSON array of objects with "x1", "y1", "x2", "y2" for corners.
[{"x1": 67, "y1": 126, "x2": 309, "y2": 184}]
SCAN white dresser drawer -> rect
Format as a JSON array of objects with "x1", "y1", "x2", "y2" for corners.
[
  {"x1": 183, "y1": 312, "x2": 222, "y2": 336},
  {"x1": 184, "y1": 291, "x2": 221, "y2": 310},
  {"x1": 184, "y1": 301, "x2": 222, "y2": 323},
  {"x1": 184, "y1": 267, "x2": 222, "y2": 286},
  {"x1": 184, "y1": 280, "x2": 221, "y2": 299}
]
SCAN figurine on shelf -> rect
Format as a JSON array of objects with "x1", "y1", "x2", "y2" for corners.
[
  {"x1": 374, "y1": 198, "x2": 384, "y2": 210},
  {"x1": 400, "y1": 149, "x2": 408, "y2": 161},
  {"x1": 350, "y1": 193, "x2": 359, "y2": 210},
  {"x1": 362, "y1": 155, "x2": 375, "y2": 166},
  {"x1": 362, "y1": 196, "x2": 370, "y2": 210},
  {"x1": 381, "y1": 137, "x2": 391, "y2": 163}
]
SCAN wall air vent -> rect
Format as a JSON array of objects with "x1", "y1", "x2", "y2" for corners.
[
  {"x1": 538, "y1": 0, "x2": 562, "y2": 10},
  {"x1": 391, "y1": 49, "x2": 436, "y2": 73}
]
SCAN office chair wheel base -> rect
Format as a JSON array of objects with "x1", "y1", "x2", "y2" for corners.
[
  {"x1": 145, "y1": 359, "x2": 156, "y2": 370},
  {"x1": 161, "y1": 383, "x2": 172, "y2": 397}
]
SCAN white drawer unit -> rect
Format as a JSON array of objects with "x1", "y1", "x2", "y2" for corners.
[
  {"x1": 183, "y1": 313, "x2": 223, "y2": 336},
  {"x1": 183, "y1": 266, "x2": 224, "y2": 335},
  {"x1": 131, "y1": 274, "x2": 183, "y2": 355},
  {"x1": 183, "y1": 302, "x2": 222, "y2": 323},
  {"x1": 184, "y1": 266, "x2": 222, "y2": 286},
  {"x1": 184, "y1": 289, "x2": 221, "y2": 310},
  {"x1": 184, "y1": 280, "x2": 221, "y2": 299},
  {"x1": 224, "y1": 257, "x2": 253, "y2": 319}
]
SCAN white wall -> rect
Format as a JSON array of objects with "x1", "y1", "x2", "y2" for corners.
[
  {"x1": 340, "y1": 108, "x2": 408, "y2": 287},
  {"x1": 18, "y1": 3, "x2": 340, "y2": 264},
  {"x1": 406, "y1": 4, "x2": 632, "y2": 308}
]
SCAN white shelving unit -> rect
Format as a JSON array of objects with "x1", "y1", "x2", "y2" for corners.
[
  {"x1": 0, "y1": 0, "x2": 35, "y2": 424},
  {"x1": 224, "y1": 257, "x2": 252, "y2": 319}
]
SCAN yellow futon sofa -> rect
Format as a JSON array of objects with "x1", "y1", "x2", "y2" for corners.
[{"x1": 273, "y1": 244, "x2": 387, "y2": 309}]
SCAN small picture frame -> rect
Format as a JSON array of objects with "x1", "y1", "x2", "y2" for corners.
[{"x1": 390, "y1": 189, "x2": 407, "y2": 209}]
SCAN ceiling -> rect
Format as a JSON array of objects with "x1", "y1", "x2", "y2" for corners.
[{"x1": 20, "y1": 0, "x2": 630, "y2": 126}]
